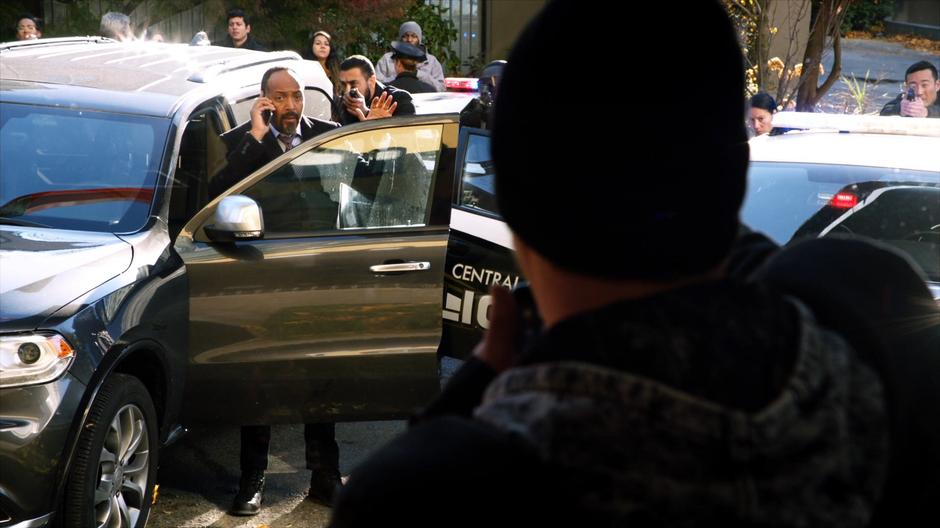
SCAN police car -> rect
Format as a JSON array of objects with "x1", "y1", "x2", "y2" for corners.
[{"x1": 744, "y1": 112, "x2": 940, "y2": 299}]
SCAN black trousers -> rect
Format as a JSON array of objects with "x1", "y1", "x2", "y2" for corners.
[{"x1": 240, "y1": 422, "x2": 339, "y2": 476}]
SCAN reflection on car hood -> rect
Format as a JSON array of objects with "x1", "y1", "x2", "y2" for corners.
[{"x1": 0, "y1": 226, "x2": 132, "y2": 331}]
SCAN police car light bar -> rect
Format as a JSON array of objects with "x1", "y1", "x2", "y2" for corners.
[
  {"x1": 445, "y1": 78, "x2": 478, "y2": 91},
  {"x1": 771, "y1": 112, "x2": 940, "y2": 138}
]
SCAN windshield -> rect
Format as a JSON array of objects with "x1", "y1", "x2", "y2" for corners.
[
  {"x1": 743, "y1": 162, "x2": 940, "y2": 280},
  {"x1": 0, "y1": 103, "x2": 169, "y2": 233}
]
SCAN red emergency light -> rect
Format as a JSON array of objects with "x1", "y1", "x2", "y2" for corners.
[
  {"x1": 445, "y1": 78, "x2": 478, "y2": 91},
  {"x1": 829, "y1": 192, "x2": 858, "y2": 209}
]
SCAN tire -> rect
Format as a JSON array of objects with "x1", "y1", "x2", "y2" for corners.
[{"x1": 63, "y1": 373, "x2": 159, "y2": 528}]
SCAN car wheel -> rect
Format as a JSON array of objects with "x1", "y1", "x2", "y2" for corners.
[{"x1": 63, "y1": 373, "x2": 158, "y2": 528}]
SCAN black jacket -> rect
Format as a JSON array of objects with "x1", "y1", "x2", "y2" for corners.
[
  {"x1": 388, "y1": 71, "x2": 436, "y2": 95},
  {"x1": 209, "y1": 115, "x2": 339, "y2": 198},
  {"x1": 879, "y1": 93, "x2": 940, "y2": 117},
  {"x1": 339, "y1": 82, "x2": 415, "y2": 125},
  {"x1": 220, "y1": 34, "x2": 266, "y2": 51},
  {"x1": 330, "y1": 271, "x2": 891, "y2": 527}
]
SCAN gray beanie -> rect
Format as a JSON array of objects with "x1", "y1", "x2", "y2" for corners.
[{"x1": 399, "y1": 21, "x2": 422, "y2": 44}]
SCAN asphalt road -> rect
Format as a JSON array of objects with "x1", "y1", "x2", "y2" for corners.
[
  {"x1": 149, "y1": 421, "x2": 406, "y2": 528},
  {"x1": 148, "y1": 358, "x2": 463, "y2": 527}
]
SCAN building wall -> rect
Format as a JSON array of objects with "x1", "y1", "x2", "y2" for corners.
[
  {"x1": 485, "y1": 0, "x2": 545, "y2": 62},
  {"x1": 766, "y1": 0, "x2": 810, "y2": 67},
  {"x1": 892, "y1": 0, "x2": 940, "y2": 26}
]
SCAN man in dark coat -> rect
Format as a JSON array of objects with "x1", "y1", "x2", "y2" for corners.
[
  {"x1": 210, "y1": 67, "x2": 396, "y2": 198},
  {"x1": 328, "y1": 2, "x2": 893, "y2": 527},
  {"x1": 879, "y1": 61, "x2": 940, "y2": 118},
  {"x1": 337, "y1": 55, "x2": 415, "y2": 125},
  {"x1": 220, "y1": 8, "x2": 266, "y2": 51},
  {"x1": 387, "y1": 41, "x2": 436, "y2": 94},
  {"x1": 211, "y1": 66, "x2": 395, "y2": 516}
]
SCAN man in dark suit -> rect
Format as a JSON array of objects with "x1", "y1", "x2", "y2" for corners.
[
  {"x1": 213, "y1": 66, "x2": 395, "y2": 516},
  {"x1": 210, "y1": 66, "x2": 395, "y2": 198}
]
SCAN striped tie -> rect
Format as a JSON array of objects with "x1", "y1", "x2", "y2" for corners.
[{"x1": 278, "y1": 133, "x2": 294, "y2": 151}]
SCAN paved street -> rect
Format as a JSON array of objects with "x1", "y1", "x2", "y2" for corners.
[
  {"x1": 820, "y1": 37, "x2": 939, "y2": 113},
  {"x1": 149, "y1": 421, "x2": 406, "y2": 528}
]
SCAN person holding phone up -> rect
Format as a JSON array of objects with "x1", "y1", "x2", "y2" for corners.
[
  {"x1": 328, "y1": 1, "x2": 891, "y2": 526},
  {"x1": 337, "y1": 55, "x2": 415, "y2": 125},
  {"x1": 880, "y1": 61, "x2": 940, "y2": 118}
]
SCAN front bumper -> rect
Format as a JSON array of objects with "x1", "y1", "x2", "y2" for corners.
[{"x1": 0, "y1": 373, "x2": 87, "y2": 527}]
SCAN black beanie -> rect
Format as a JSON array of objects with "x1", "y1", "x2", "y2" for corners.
[{"x1": 493, "y1": 0, "x2": 750, "y2": 280}]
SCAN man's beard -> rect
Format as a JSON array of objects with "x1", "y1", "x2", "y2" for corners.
[{"x1": 277, "y1": 112, "x2": 301, "y2": 134}]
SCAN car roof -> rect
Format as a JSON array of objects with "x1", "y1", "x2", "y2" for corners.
[
  {"x1": 0, "y1": 37, "x2": 333, "y2": 118},
  {"x1": 412, "y1": 92, "x2": 477, "y2": 115},
  {"x1": 749, "y1": 113, "x2": 940, "y2": 173}
]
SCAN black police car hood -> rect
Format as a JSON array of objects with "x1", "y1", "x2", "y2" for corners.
[{"x1": 0, "y1": 226, "x2": 132, "y2": 331}]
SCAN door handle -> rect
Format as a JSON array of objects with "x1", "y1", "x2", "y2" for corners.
[{"x1": 370, "y1": 261, "x2": 431, "y2": 273}]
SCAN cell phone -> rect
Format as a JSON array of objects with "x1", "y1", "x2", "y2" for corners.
[
  {"x1": 511, "y1": 282, "x2": 542, "y2": 353},
  {"x1": 906, "y1": 86, "x2": 916, "y2": 101},
  {"x1": 261, "y1": 109, "x2": 273, "y2": 125}
]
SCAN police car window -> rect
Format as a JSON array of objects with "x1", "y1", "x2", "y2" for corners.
[
  {"x1": 243, "y1": 124, "x2": 443, "y2": 235},
  {"x1": 458, "y1": 132, "x2": 498, "y2": 216},
  {"x1": 232, "y1": 88, "x2": 334, "y2": 126},
  {"x1": 743, "y1": 162, "x2": 940, "y2": 282}
]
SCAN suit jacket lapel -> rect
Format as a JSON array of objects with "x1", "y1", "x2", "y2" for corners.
[{"x1": 261, "y1": 130, "x2": 284, "y2": 160}]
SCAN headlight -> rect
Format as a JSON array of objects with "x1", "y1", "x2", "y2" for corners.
[{"x1": 0, "y1": 333, "x2": 74, "y2": 388}]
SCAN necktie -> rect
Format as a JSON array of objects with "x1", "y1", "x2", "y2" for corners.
[{"x1": 278, "y1": 133, "x2": 294, "y2": 151}]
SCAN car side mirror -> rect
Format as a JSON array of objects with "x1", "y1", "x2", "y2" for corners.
[{"x1": 203, "y1": 195, "x2": 264, "y2": 242}]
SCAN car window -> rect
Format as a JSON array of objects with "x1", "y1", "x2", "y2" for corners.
[
  {"x1": 243, "y1": 124, "x2": 443, "y2": 235},
  {"x1": 232, "y1": 88, "x2": 334, "y2": 126},
  {"x1": 743, "y1": 161, "x2": 940, "y2": 280},
  {"x1": 457, "y1": 130, "x2": 497, "y2": 216},
  {"x1": 0, "y1": 103, "x2": 169, "y2": 233}
]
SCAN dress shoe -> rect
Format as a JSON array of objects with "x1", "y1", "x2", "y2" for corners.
[
  {"x1": 308, "y1": 470, "x2": 342, "y2": 506},
  {"x1": 229, "y1": 471, "x2": 265, "y2": 516}
]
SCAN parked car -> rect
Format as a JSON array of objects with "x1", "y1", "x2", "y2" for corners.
[
  {"x1": 0, "y1": 37, "x2": 513, "y2": 528},
  {"x1": 744, "y1": 112, "x2": 940, "y2": 299}
]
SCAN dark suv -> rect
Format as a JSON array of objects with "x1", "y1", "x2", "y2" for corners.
[{"x1": 0, "y1": 38, "x2": 514, "y2": 527}]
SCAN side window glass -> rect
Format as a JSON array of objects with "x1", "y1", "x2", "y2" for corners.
[
  {"x1": 304, "y1": 88, "x2": 333, "y2": 121},
  {"x1": 232, "y1": 97, "x2": 256, "y2": 126},
  {"x1": 170, "y1": 107, "x2": 226, "y2": 238},
  {"x1": 243, "y1": 124, "x2": 443, "y2": 235},
  {"x1": 458, "y1": 132, "x2": 498, "y2": 215}
]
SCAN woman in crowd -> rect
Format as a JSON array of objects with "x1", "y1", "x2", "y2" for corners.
[
  {"x1": 304, "y1": 31, "x2": 340, "y2": 91},
  {"x1": 748, "y1": 92, "x2": 777, "y2": 136}
]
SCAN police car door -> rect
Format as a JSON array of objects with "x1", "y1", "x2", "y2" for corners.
[
  {"x1": 440, "y1": 127, "x2": 522, "y2": 359},
  {"x1": 176, "y1": 117, "x2": 457, "y2": 425}
]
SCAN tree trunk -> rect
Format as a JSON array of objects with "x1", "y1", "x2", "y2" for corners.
[{"x1": 796, "y1": 0, "x2": 853, "y2": 111}]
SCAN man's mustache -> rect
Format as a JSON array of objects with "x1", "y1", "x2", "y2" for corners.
[{"x1": 279, "y1": 112, "x2": 300, "y2": 120}]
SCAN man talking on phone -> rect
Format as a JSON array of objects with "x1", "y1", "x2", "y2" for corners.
[
  {"x1": 210, "y1": 66, "x2": 397, "y2": 198},
  {"x1": 207, "y1": 66, "x2": 396, "y2": 516},
  {"x1": 879, "y1": 61, "x2": 940, "y2": 118}
]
